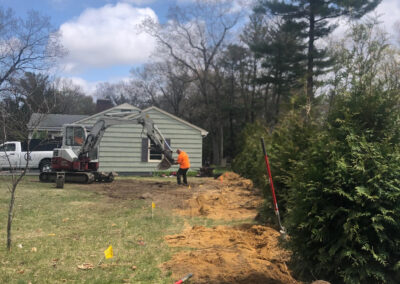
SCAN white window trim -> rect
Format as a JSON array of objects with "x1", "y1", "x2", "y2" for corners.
[{"x1": 148, "y1": 139, "x2": 163, "y2": 162}]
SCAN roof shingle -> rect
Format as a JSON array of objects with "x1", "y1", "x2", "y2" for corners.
[{"x1": 27, "y1": 113, "x2": 89, "y2": 129}]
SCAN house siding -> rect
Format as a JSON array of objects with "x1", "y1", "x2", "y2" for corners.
[{"x1": 77, "y1": 107, "x2": 204, "y2": 173}]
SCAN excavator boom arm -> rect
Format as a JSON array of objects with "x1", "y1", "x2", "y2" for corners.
[{"x1": 78, "y1": 113, "x2": 174, "y2": 169}]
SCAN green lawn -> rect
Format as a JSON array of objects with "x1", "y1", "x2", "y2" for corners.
[{"x1": 0, "y1": 176, "x2": 186, "y2": 284}]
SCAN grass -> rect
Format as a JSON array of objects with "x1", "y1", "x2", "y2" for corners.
[{"x1": 0, "y1": 176, "x2": 186, "y2": 284}]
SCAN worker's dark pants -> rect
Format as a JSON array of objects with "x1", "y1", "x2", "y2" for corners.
[{"x1": 177, "y1": 168, "x2": 189, "y2": 185}]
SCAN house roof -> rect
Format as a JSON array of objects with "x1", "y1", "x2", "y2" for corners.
[
  {"x1": 129, "y1": 106, "x2": 209, "y2": 137},
  {"x1": 73, "y1": 103, "x2": 140, "y2": 124},
  {"x1": 27, "y1": 104, "x2": 208, "y2": 137},
  {"x1": 27, "y1": 113, "x2": 89, "y2": 130}
]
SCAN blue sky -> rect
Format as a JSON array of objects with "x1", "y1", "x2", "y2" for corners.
[
  {"x1": 0, "y1": 0, "x2": 399, "y2": 96},
  {"x1": 0, "y1": 0, "x2": 181, "y2": 94}
]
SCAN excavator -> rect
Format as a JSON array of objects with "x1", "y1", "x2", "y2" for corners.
[{"x1": 39, "y1": 112, "x2": 174, "y2": 184}]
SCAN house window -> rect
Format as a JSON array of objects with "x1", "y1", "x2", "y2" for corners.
[
  {"x1": 141, "y1": 138, "x2": 170, "y2": 163},
  {"x1": 148, "y1": 140, "x2": 162, "y2": 161}
]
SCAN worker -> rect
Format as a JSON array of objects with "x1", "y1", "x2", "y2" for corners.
[
  {"x1": 74, "y1": 136, "x2": 84, "y2": 145},
  {"x1": 175, "y1": 149, "x2": 190, "y2": 185}
]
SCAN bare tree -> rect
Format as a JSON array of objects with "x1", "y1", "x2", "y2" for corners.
[
  {"x1": 130, "y1": 65, "x2": 163, "y2": 107},
  {"x1": 327, "y1": 17, "x2": 395, "y2": 107},
  {"x1": 1, "y1": 87, "x2": 52, "y2": 250},
  {"x1": 0, "y1": 9, "x2": 63, "y2": 92},
  {"x1": 129, "y1": 60, "x2": 194, "y2": 116},
  {"x1": 52, "y1": 78, "x2": 96, "y2": 115},
  {"x1": 142, "y1": 0, "x2": 241, "y2": 165},
  {"x1": 0, "y1": 7, "x2": 64, "y2": 251}
]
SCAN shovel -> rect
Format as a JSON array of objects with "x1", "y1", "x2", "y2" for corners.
[{"x1": 260, "y1": 137, "x2": 287, "y2": 238}]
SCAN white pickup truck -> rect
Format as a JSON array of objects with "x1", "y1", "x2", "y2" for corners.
[{"x1": 0, "y1": 140, "x2": 60, "y2": 172}]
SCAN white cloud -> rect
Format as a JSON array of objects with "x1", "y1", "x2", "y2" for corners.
[
  {"x1": 177, "y1": 0, "x2": 252, "y2": 8},
  {"x1": 329, "y1": 0, "x2": 400, "y2": 43},
  {"x1": 61, "y1": 75, "x2": 132, "y2": 97},
  {"x1": 59, "y1": 3, "x2": 158, "y2": 74},
  {"x1": 121, "y1": 0, "x2": 156, "y2": 4},
  {"x1": 374, "y1": 0, "x2": 400, "y2": 39},
  {"x1": 65, "y1": 77, "x2": 99, "y2": 95}
]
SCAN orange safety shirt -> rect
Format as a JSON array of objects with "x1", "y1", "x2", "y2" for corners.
[{"x1": 177, "y1": 151, "x2": 190, "y2": 169}]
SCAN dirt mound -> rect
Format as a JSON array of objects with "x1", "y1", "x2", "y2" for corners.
[
  {"x1": 163, "y1": 224, "x2": 298, "y2": 284},
  {"x1": 175, "y1": 172, "x2": 262, "y2": 220}
]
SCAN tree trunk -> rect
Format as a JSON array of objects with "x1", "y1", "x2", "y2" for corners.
[
  {"x1": 263, "y1": 86, "x2": 270, "y2": 122},
  {"x1": 275, "y1": 88, "x2": 281, "y2": 124},
  {"x1": 307, "y1": 8, "x2": 315, "y2": 102},
  {"x1": 7, "y1": 184, "x2": 16, "y2": 250},
  {"x1": 250, "y1": 58, "x2": 257, "y2": 123},
  {"x1": 219, "y1": 124, "x2": 224, "y2": 165},
  {"x1": 212, "y1": 128, "x2": 220, "y2": 165},
  {"x1": 229, "y1": 110, "x2": 235, "y2": 156}
]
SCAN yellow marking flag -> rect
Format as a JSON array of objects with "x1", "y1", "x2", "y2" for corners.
[
  {"x1": 104, "y1": 245, "x2": 113, "y2": 259},
  {"x1": 152, "y1": 202, "x2": 156, "y2": 208}
]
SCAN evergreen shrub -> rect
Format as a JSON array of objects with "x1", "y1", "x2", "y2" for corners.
[
  {"x1": 232, "y1": 112, "x2": 316, "y2": 221},
  {"x1": 287, "y1": 89, "x2": 400, "y2": 283}
]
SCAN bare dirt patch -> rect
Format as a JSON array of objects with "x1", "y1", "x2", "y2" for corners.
[
  {"x1": 77, "y1": 173, "x2": 298, "y2": 283},
  {"x1": 163, "y1": 224, "x2": 297, "y2": 284},
  {"x1": 174, "y1": 172, "x2": 262, "y2": 220},
  {"x1": 78, "y1": 177, "x2": 213, "y2": 210},
  {"x1": 161, "y1": 172, "x2": 298, "y2": 284}
]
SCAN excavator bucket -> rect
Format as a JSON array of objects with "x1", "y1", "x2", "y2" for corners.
[
  {"x1": 157, "y1": 149, "x2": 174, "y2": 170},
  {"x1": 157, "y1": 157, "x2": 173, "y2": 170}
]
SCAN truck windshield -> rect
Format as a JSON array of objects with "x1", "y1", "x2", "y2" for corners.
[
  {"x1": 0, "y1": 143, "x2": 16, "y2": 152},
  {"x1": 66, "y1": 126, "x2": 85, "y2": 146}
]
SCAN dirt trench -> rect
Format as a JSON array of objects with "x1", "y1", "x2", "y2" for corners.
[{"x1": 162, "y1": 172, "x2": 298, "y2": 284}]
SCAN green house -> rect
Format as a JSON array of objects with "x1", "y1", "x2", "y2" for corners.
[{"x1": 73, "y1": 103, "x2": 208, "y2": 174}]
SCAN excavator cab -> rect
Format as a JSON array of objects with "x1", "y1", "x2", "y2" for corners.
[{"x1": 64, "y1": 125, "x2": 87, "y2": 151}]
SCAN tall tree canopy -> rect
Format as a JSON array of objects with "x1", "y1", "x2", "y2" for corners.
[
  {"x1": 142, "y1": 0, "x2": 241, "y2": 165},
  {"x1": 257, "y1": 0, "x2": 382, "y2": 102}
]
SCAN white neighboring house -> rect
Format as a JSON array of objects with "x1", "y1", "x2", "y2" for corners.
[{"x1": 27, "y1": 113, "x2": 89, "y2": 139}]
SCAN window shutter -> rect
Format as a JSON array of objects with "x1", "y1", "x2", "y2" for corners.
[{"x1": 141, "y1": 138, "x2": 148, "y2": 162}]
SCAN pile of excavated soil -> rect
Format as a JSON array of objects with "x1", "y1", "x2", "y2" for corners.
[
  {"x1": 163, "y1": 172, "x2": 299, "y2": 284},
  {"x1": 163, "y1": 224, "x2": 297, "y2": 284},
  {"x1": 175, "y1": 172, "x2": 263, "y2": 220}
]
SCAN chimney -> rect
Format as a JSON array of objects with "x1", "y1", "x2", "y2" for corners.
[{"x1": 96, "y1": 99, "x2": 114, "y2": 113}]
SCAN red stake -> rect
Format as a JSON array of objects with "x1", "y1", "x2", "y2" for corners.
[{"x1": 260, "y1": 137, "x2": 286, "y2": 237}]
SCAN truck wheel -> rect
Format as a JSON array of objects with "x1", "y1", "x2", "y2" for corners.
[{"x1": 39, "y1": 159, "x2": 51, "y2": 173}]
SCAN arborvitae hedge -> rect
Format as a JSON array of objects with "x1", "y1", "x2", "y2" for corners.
[
  {"x1": 232, "y1": 122, "x2": 269, "y2": 190},
  {"x1": 233, "y1": 88, "x2": 400, "y2": 283},
  {"x1": 287, "y1": 89, "x2": 400, "y2": 283},
  {"x1": 232, "y1": 112, "x2": 316, "y2": 222}
]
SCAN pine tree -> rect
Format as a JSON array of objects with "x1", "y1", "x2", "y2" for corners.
[
  {"x1": 251, "y1": 17, "x2": 307, "y2": 124},
  {"x1": 257, "y1": 0, "x2": 382, "y2": 102}
]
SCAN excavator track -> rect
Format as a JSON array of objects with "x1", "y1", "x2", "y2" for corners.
[{"x1": 40, "y1": 172, "x2": 95, "y2": 184}]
